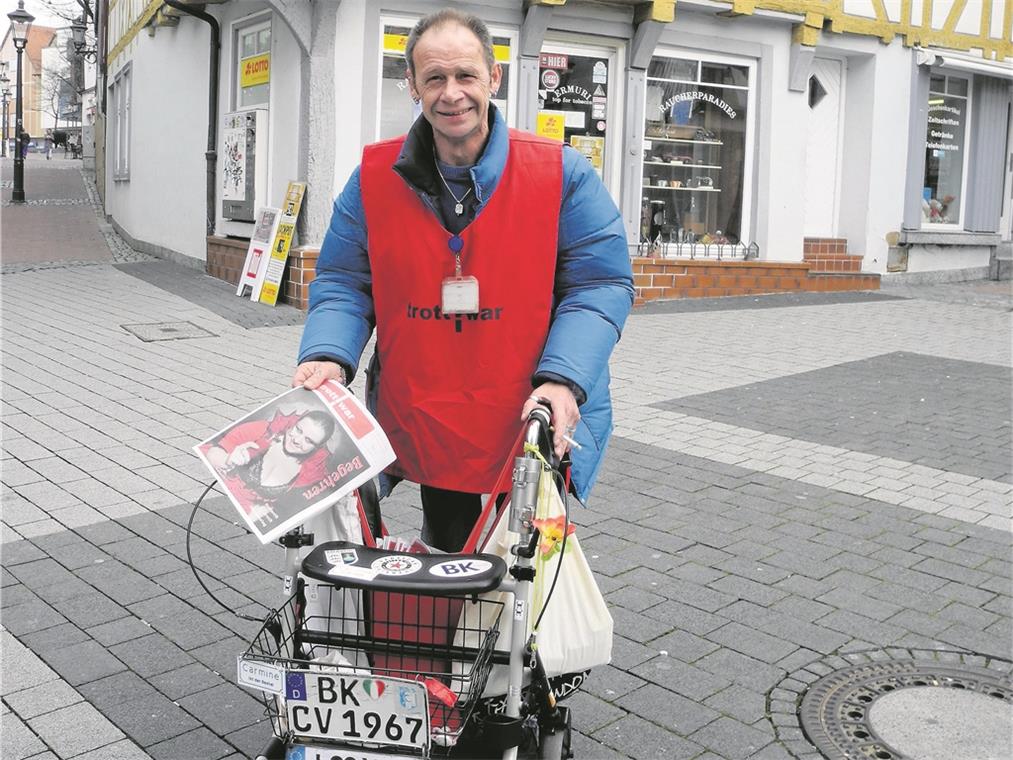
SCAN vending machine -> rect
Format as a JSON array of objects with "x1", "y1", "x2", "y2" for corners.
[{"x1": 220, "y1": 109, "x2": 268, "y2": 236}]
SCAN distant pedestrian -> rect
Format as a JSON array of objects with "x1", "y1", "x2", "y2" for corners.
[
  {"x1": 45, "y1": 135, "x2": 53, "y2": 160},
  {"x1": 19, "y1": 130, "x2": 29, "y2": 159}
]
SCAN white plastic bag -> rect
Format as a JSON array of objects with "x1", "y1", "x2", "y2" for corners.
[
  {"x1": 453, "y1": 469, "x2": 612, "y2": 697},
  {"x1": 300, "y1": 493, "x2": 369, "y2": 669}
]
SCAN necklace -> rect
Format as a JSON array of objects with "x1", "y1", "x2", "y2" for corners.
[{"x1": 433, "y1": 152, "x2": 473, "y2": 216}]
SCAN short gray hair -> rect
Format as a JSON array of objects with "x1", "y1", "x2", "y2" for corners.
[{"x1": 405, "y1": 9, "x2": 495, "y2": 75}]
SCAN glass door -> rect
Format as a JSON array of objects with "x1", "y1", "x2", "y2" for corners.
[{"x1": 538, "y1": 40, "x2": 623, "y2": 193}]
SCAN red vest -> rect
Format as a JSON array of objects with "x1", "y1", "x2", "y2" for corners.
[{"x1": 360, "y1": 131, "x2": 562, "y2": 492}]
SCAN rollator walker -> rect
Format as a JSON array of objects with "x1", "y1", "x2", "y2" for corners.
[{"x1": 237, "y1": 406, "x2": 576, "y2": 760}]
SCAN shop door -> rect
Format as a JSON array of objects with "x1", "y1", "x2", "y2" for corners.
[
  {"x1": 537, "y1": 42, "x2": 621, "y2": 193},
  {"x1": 803, "y1": 58, "x2": 844, "y2": 236}
]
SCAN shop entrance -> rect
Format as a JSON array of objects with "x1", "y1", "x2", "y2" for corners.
[
  {"x1": 537, "y1": 41, "x2": 622, "y2": 194},
  {"x1": 803, "y1": 57, "x2": 845, "y2": 237}
]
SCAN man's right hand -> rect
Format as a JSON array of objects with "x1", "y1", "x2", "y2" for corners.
[{"x1": 292, "y1": 360, "x2": 345, "y2": 390}]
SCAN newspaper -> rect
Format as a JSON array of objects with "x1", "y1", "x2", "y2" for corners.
[{"x1": 194, "y1": 380, "x2": 395, "y2": 544}]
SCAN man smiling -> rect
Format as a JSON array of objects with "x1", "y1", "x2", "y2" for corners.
[{"x1": 294, "y1": 9, "x2": 633, "y2": 551}]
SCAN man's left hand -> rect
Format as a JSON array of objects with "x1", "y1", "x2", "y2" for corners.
[{"x1": 520, "y1": 382, "x2": 580, "y2": 460}]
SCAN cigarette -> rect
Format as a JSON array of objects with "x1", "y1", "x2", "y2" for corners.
[{"x1": 561, "y1": 433, "x2": 582, "y2": 450}]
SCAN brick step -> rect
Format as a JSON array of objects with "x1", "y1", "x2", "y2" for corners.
[
  {"x1": 802, "y1": 253, "x2": 864, "y2": 273},
  {"x1": 803, "y1": 237, "x2": 849, "y2": 255},
  {"x1": 631, "y1": 257, "x2": 879, "y2": 305}
]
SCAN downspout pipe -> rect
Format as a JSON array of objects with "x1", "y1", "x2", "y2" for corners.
[{"x1": 163, "y1": 0, "x2": 219, "y2": 237}]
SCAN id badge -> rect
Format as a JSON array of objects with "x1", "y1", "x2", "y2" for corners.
[{"x1": 442, "y1": 275, "x2": 480, "y2": 314}]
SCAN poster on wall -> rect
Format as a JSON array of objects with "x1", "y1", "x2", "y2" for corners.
[
  {"x1": 236, "y1": 207, "x2": 281, "y2": 298},
  {"x1": 258, "y1": 182, "x2": 307, "y2": 306},
  {"x1": 221, "y1": 114, "x2": 248, "y2": 202},
  {"x1": 569, "y1": 135, "x2": 605, "y2": 178}
]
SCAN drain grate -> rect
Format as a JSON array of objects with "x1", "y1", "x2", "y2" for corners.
[
  {"x1": 769, "y1": 649, "x2": 1013, "y2": 760},
  {"x1": 121, "y1": 321, "x2": 217, "y2": 342}
]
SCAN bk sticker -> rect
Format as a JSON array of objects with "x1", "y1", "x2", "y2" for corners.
[{"x1": 429, "y1": 559, "x2": 493, "y2": 578}]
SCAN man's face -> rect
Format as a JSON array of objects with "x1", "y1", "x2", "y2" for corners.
[
  {"x1": 284, "y1": 418, "x2": 328, "y2": 457},
  {"x1": 408, "y1": 22, "x2": 502, "y2": 160}
]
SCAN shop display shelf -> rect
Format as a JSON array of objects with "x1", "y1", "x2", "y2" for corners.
[
  {"x1": 643, "y1": 136, "x2": 724, "y2": 145},
  {"x1": 644, "y1": 161, "x2": 722, "y2": 169},
  {"x1": 643, "y1": 185, "x2": 722, "y2": 192},
  {"x1": 646, "y1": 75, "x2": 750, "y2": 91}
]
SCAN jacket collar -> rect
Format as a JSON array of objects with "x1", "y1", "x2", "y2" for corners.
[{"x1": 392, "y1": 104, "x2": 509, "y2": 207}]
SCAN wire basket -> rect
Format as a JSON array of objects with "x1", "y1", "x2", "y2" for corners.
[{"x1": 242, "y1": 583, "x2": 505, "y2": 755}]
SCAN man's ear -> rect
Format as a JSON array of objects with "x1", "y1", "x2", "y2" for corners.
[{"x1": 406, "y1": 69, "x2": 419, "y2": 102}]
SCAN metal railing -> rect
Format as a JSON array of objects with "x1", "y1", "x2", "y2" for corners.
[{"x1": 634, "y1": 239, "x2": 760, "y2": 261}]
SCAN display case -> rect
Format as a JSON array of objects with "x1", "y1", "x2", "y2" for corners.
[{"x1": 640, "y1": 54, "x2": 752, "y2": 250}]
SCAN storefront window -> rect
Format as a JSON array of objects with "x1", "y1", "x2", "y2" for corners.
[
  {"x1": 640, "y1": 53, "x2": 752, "y2": 247},
  {"x1": 236, "y1": 19, "x2": 271, "y2": 109},
  {"x1": 922, "y1": 73, "x2": 970, "y2": 227},
  {"x1": 537, "y1": 47, "x2": 615, "y2": 184},
  {"x1": 378, "y1": 20, "x2": 515, "y2": 139}
]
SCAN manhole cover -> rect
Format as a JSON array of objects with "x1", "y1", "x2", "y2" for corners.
[
  {"x1": 769, "y1": 649, "x2": 1013, "y2": 760},
  {"x1": 121, "y1": 321, "x2": 217, "y2": 342}
]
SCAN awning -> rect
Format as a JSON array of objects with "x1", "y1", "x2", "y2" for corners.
[{"x1": 917, "y1": 48, "x2": 1013, "y2": 81}]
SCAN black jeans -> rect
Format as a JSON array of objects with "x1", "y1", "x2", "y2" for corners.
[{"x1": 419, "y1": 485, "x2": 484, "y2": 552}]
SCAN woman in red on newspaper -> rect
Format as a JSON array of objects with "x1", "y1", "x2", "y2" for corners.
[{"x1": 202, "y1": 409, "x2": 335, "y2": 525}]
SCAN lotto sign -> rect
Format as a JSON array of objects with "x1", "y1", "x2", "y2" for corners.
[
  {"x1": 241, "y1": 53, "x2": 271, "y2": 87},
  {"x1": 258, "y1": 182, "x2": 306, "y2": 306}
]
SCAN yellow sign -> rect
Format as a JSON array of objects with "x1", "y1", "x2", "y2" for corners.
[
  {"x1": 259, "y1": 182, "x2": 307, "y2": 306},
  {"x1": 383, "y1": 32, "x2": 510, "y2": 62},
  {"x1": 241, "y1": 53, "x2": 271, "y2": 88},
  {"x1": 569, "y1": 135, "x2": 604, "y2": 173},
  {"x1": 536, "y1": 111, "x2": 566, "y2": 142}
]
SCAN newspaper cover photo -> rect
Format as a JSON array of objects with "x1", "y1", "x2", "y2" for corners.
[{"x1": 194, "y1": 380, "x2": 395, "y2": 543}]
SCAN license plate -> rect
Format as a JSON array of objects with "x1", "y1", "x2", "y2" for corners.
[
  {"x1": 286, "y1": 744, "x2": 421, "y2": 760},
  {"x1": 285, "y1": 672, "x2": 429, "y2": 751}
]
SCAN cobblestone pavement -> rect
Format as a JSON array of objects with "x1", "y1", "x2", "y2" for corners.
[{"x1": 2, "y1": 161, "x2": 1011, "y2": 759}]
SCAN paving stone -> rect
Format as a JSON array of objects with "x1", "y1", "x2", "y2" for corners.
[
  {"x1": 87, "y1": 617, "x2": 155, "y2": 647},
  {"x1": 128, "y1": 595, "x2": 232, "y2": 651},
  {"x1": 560, "y1": 690, "x2": 627, "y2": 734},
  {"x1": 0, "y1": 598, "x2": 68, "y2": 636},
  {"x1": 582, "y1": 665, "x2": 648, "y2": 702},
  {"x1": 147, "y1": 727, "x2": 233, "y2": 760},
  {"x1": 631, "y1": 657, "x2": 732, "y2": 702},
  {"x1": 1, "y1": 711, "x2": 47, "y2": 759},
  {"x1": 39, "y1": 639, "x2": 126, "y2": 686},
  {"x1": 688, "y1": 715, "x2": 776, "y2": 760},
  {"x1": 595, "y1": 713, "x2": 703, "y2": 759},
  {"x1": 616, "y1": 683, "x2": 719, "y2": 734},
  {"x1": 705, "y1": 622, "x2": 799, "y2": 664},
  {"x1": 99, "y1": 692, "x2": 200, "y2": 747},
  {"x1": 51, "y1": 590, "x2": 129, "y2": 628},
  {"x1": 29, "y1": 700, "x2": 126, "y2": 756},
  {"x1": 703, "y1": 685, "x2": 769, "y2": 725},
  {"x1": 177, "y1": 682, "x2": 266, "y2": 735},
  {"x1": 19, "y1": 622, "x2": 91, "y2": 656},
  {"x1": 110, "y1": 633, "x2": 195, "y2": 678},
  {"x1": 4, "y1": 678, "x2": 83, "y2": 720},
  {"x1": 149, "y1": 663, "x2": 225, "y2": 701},
  {"x1": 72, "y1": 738, "x2": 154, "y2": 760},
  {"x1": 78, "y1": 671, "x2": 160, "y2": 709}
]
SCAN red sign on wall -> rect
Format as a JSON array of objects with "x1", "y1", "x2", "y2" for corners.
[{"x1": 539, "y1": 52, "x2": 569, "y2": 69}]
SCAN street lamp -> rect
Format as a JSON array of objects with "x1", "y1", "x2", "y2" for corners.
[
  {"x1": 0, "y1": 69, "x2": 10, "y2": 159},
  {"x1": 70, "y1": 16, "x2": 96, "y2": 61},
  {"x1": 8, "y1": 0, "x2": 34, "y2": 203}
]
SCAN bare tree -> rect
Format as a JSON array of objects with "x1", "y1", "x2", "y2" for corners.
[{"x1": 37, "y1": 0, "x2": 94, "y2": 24}]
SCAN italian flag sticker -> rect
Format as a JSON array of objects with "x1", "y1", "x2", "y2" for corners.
[{"x1": 361, "y1": 679, "x2": 386, "y2": 699}]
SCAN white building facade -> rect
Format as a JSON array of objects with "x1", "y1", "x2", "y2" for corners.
[{"x1": 101, "y1": 0, "x2": 1012, "y2": 292}]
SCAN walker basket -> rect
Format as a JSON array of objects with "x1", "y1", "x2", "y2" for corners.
[{"x1": 241, "y1": 586, "x2": 505, "y2": 755}]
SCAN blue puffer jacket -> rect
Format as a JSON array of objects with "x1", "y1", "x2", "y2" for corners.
[{"x1": 299, "y1": 107, "x2": 634, "y2": 502}]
